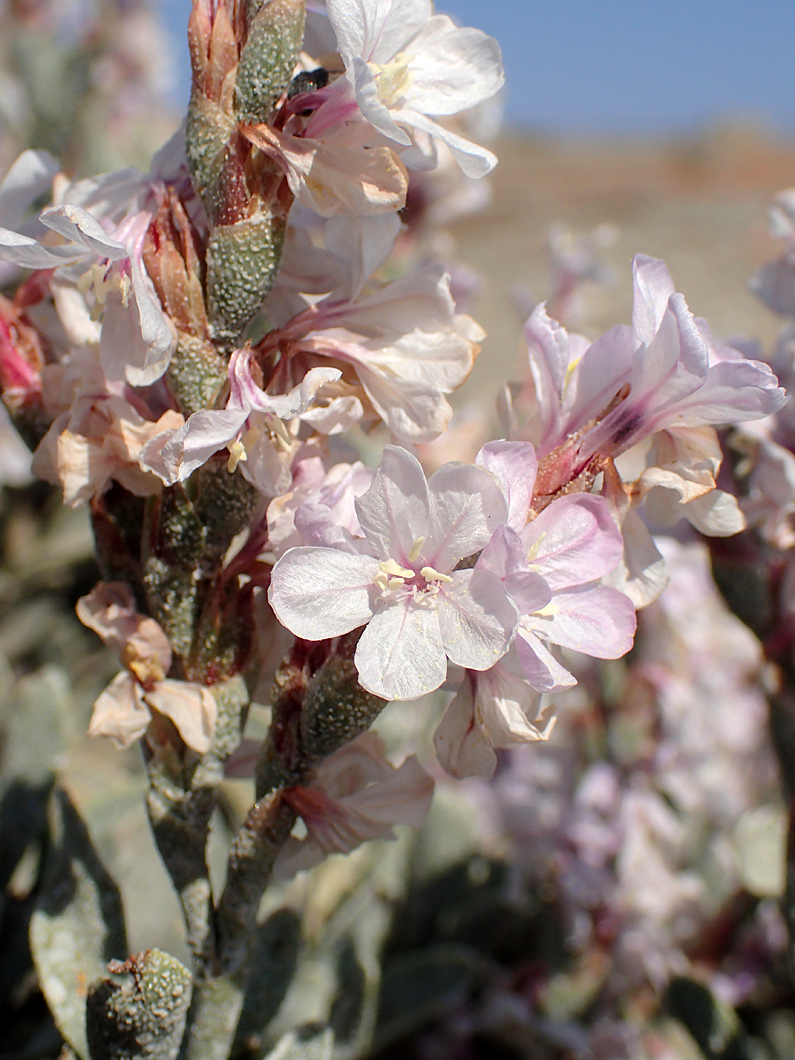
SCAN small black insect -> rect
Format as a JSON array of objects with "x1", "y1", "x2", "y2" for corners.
[{"x1": 287, "y1": 68, "x2": 330, "y2": 101}]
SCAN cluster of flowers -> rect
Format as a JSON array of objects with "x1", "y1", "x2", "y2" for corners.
[
  {"x1": 0, "y1": 0, "x2": 786, "y2": 871},
  {"x1": 443, "y1": 539, "x2": 785, "y2": 1057}
]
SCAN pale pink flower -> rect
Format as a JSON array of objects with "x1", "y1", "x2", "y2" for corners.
[
  {"x1": 242, "y1": 121, "x2": 408, "y2": 217},
  {"x1": 140, "y1": 351, "x2": 341, "y2": 495},
  {"x1": 475, "y1": 440, "x2": 637, "y2": 692},
  {"x1": 514, "y1": 255, "x2": 784, "y2": 477},
  {"x1": 0, "y1": 166, "x2": 175, "y2": 386},
  {"x1": 434, "y1": 657, "x2": 554, "y2": 780},
  {"x1": 0, "y1": 149, "x2": 59, "y2": 286},
  {"x1": 269, "y1": 445, "x2": 517, "y2": 700},
  {"x1": 263, "y1": 258, "x2": 482, "y2": 443},
  {"x1": 432, "y1": 442, "x2": 635, "y2": 777},
  {"x1": 77, "y1": 583, "x2": 215, "y2": 752},
  {"x1": 276, "y1": 731, "x2": 434, "y2": 875},
  {"x1": 31, "y1": 349, "x2": 184, "y2": 506},
  {"x1": 322, "y1": 0, "x2": 504, "y2": 177}
]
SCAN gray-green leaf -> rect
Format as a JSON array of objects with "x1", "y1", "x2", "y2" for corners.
[{"x1": 30, "y1": 789, "x2": 128, "y2": 1059}]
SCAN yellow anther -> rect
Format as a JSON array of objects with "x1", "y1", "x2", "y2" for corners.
[
  {"x1": 408, "y1": 537, "x2": 425, "y2": 562},
  {"x1": 118, "y1": 272, "x2": 132, "y2": 308},
  {"x1": 368, "y1": 51, "x2": 414, "y2": 106},
  {"x1": 227, "y1": 439, "x2": 248, "y2": 473},
  {"x1": 421, "y1": 566, "x2": 453, "y2": 584},
  {"x1": 563, "y1": 356, "x2": 581, "y2": 391},
  {"x1": 379, "y1": 558, "x2": 415, "y2": 580}
]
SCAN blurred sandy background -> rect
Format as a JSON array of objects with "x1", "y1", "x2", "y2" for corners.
[{"x1": 451, "y1": 124, "x2": 795, "y2": 405}]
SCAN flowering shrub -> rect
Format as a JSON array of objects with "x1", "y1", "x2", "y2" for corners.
[{"x1": 0, "y1": 2, "x2": 794, "y2": 1059}]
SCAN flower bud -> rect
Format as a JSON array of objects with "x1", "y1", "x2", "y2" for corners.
[{"x1": 235, "y1": 0, "x2": 306, "y2": 124}]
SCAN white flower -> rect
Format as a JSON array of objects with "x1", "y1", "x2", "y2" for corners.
[
  {"x1": 0, "y1": 165, "x2": 175, "y2": 387},
  {"x1": 325, "y1": 0, "x2": 504, "y2": 177},
  {"x1": 269, "y1": 445, "x2": 517, "y2": 700}
]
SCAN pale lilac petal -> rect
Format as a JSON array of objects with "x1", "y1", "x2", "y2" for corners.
[
  {"x1": 245, "y1": 123, "x2": 407, "y2": 217},
  {"x1": 632, "y1": 294, "x2": 707, "y2": 407},
  {"x1": 0, "y1": 228, "x2": 86, "y2": 268},
  {"x1": 40, "y1": 204, "x2": 129, "y2": 259},
  {"x1": 631, "y1": 254, "x2": 675, "y2": 344},
  {"x1": 270, "y1": 546, "x2": 378, "y2": 639},
  {"x1": 324, "y1": 213, "x2": 402, "y2": 304},
  {"x1": 524, "y1": 303, "x2": 570, "y2": 395},
  {"x1": 438, "y1": 568, "x2": 516, "y2": 671},
  {"x1": 434, "y1": 678, "x2": 497, "y2": 779},
  {"x1": 355, "y1": 445, "x2": 431, "y2": 562},
  {"x1": 351, "y1": 57, "x2": 412, "y2": 144},
  {"x1": 425, "y1": 460, "x2": 507, "y2": 570},
  {"x1": 230, "y1": 348, "x2": 341, "y2": 416},
  {"x1": 238, "y1": 430, "x2": 291, "y2": 499},
  {"x1": 661, "y1": 358, "x2": 786, "y2": 427},
  {"x1": 146, "y1": 409, "x2": 248, "y2": 485},
  {"x1": 477, "y1": 525, "x2": 552, "y2": 613},
  {"x1": 476, "y1": 439, "x2": 537, "y2": 532},
  {"x1": 514, "y1": 626, "x2": 576, "y2": 692},
  {"x1": 530, "y1": 585, "x2": 636, "y2": 659},
  {"x1": 406, "y1": 17, "x2": 504, "y2": 116},
  {"x1": 562, "y1": 324, "x2": 634, "y2": 439},
  {"x1": 327, "y1": 0, "x2": 431, "y2": 65},
  {"x1": 475, "y1": 664, "x2": 552, "y2": 749},
  {"x1": 682, "y1": 488, "x2": 746, "y2": 537},
  {"x1": 100, "y1": 273, "x2": 175, "y2": 387},
  {"x1": 0, "y1": 149, "x2": 58, "y2": 226},
  {"x1": 521, "y1": 494, "x2": 623, "y2": 589},
  {"x1": 396, "y1": 107, "x2": 498, "y2": 178},
  {"x1": 355, "y1": 599, "x2": 447, "y2": 699},
  {"x1": 603, "y1": 510, "x2": 670, "y2": 609}
]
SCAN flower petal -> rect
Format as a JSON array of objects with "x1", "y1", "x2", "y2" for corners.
[
  {"x1": 355, "y1": 599, "x2": 446, "y2": 699},
  {"x1": 355, "y1": 445, "x2": 431, "y2": 562},
  {"x1": 425, "y1": 460, "x2": 507, "y2": 570},
  {"x1": 88, "y1": 672, "x2": 150, "y2": 749},
  {"x1": 145, "y1": 680, "x2": 216, "y2": 755},
  {"x1": 406, "y1": 16, "x2": 504, "y2": 116},
  {"x1": 438, "y1": 568, "x2": 516, "y2": 671},
  {"x1": 434, "y1": 677, "x2": 497, "y2": 779},
  {"x1": 522, "y1": 494, "x2": 623, "y2": 589},
  {"x1": 269, "y1": 546, "x2": 378, "y2": 639},
  {"x1": 528, "y1": 585, "x2": 636, "y2": 659}
]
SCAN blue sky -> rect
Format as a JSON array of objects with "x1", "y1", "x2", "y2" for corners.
[{"x1": 160, "y1": 1, "x2": 795, "y2": 135}]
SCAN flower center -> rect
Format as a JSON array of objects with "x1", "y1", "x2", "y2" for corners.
[
  {"x1": 226, "y1": 414, "x2": 293, "y2": 472},
  {"x1": 78, "y1": 263, "x2": 131, "y2": 318},
  {"x1": 368, "y1": 52, "x2": 414, "y2": 106},
  {"x1": 374, "y1": 552, "x2": 453, "y2": 600}
]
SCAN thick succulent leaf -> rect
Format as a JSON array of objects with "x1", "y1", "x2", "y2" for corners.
[
  {"x1": 263, "y1": 1027, "x2": 334, "y2": 1060},
  {"x1": 233, "y1": 908, "x2": 302, "y2": 1053},
  {"x1": 664, "y1": 977, "x2": 751, "y2": 1060},
  {"x1": 30, "y1": 789, "x2": 128, "y2": 1060}
]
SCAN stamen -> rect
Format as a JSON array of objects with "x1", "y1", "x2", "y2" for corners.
[
  {"x1": 408, "y1": 537, "x2": 425, "y2": 562},
  {"x1": 420, "y1": 565, "x2": 453, "y2": 584},
  {"x1": 227, "y1": 439, "x2": 248, "y2": 472},
  {"x1": 368, "y1": 52, "x2": 414, "y2": 106}
]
